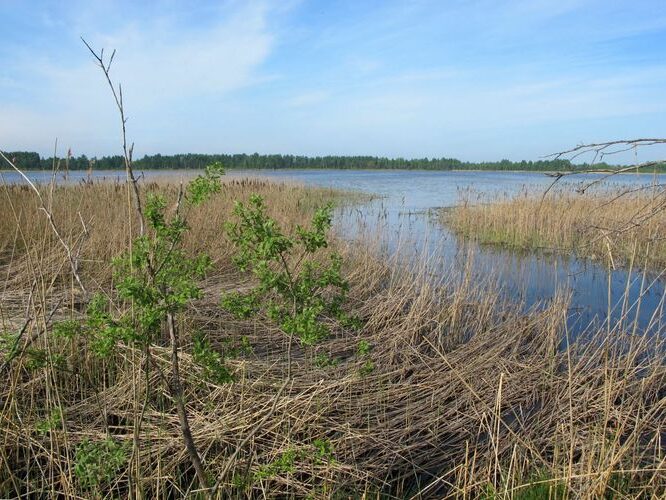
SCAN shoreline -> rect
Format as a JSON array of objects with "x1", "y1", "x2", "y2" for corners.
[{"x1": 2, "y1": 167, "x2": 665, "y2": 175}]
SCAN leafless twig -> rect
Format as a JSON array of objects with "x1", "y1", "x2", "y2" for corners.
[
  {"x1": 81, "y1": 37, "x2": 145, "y2": 236},
  {"x1": 537, "y1": 139, "x2": 666, "y2": 212},
  {"x1": 0, "y1": 150, "x2": 88, "y2": 298},
  {"x1": 551, "y1": 138, "x2": 666, "y2": 164}
]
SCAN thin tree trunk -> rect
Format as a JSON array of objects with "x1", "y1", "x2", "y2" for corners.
[{"x1": 167, "y1": 313, "x2": 208, "y2": 490}]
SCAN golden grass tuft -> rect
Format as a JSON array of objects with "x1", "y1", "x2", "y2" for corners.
[{"x1": 444, "y1": 186, "x2": 666, "y2": 271}]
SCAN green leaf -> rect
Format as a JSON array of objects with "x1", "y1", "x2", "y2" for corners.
[{"x1": 187, "y1": 162, "x2": 224, "y2": 206}]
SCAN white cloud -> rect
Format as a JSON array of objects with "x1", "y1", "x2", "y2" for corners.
[
  {"x1": 1, "y1": 1, "x2": 275, "y2": 154},
  {"x1": 77, "y1": 9, "x2": 267, "y2": 100}
]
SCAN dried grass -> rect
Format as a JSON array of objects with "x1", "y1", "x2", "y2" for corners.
[
  {"x1": 445, "y1": 186, "x2": 666, "y2": 271},
  {"x1": 0, "y1": 180, "x2": 664, "y2": 499}
]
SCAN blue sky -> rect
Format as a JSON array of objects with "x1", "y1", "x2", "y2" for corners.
[{"x1": 1, "y1": 0, "x2": 666, "y2": 162}]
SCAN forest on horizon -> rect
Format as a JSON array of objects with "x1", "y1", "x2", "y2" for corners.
[{"x1": 2, "y1": 151, "x2": 635, "y2": 172}]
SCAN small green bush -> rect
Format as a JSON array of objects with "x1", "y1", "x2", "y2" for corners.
[
  {"x1": 192, "y1": 333, "x2": 234, "y2": 384},
  {"x1": 74, "y1": 438, "x2": 128, "y2": 490},
  {"x1": 35, "y1": 407, "x2": 63, "y2": 435},
  {"x1": 222, "y1": 195, "x2": 358, "y2": 349}
]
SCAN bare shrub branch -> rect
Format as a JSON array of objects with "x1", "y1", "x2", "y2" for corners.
[
  {"x1": 552, "y1": 138, "x2": 666, "y2": 164},
  {"x1": 81, "y1": 37, "x2": 145, "y2": 236}
]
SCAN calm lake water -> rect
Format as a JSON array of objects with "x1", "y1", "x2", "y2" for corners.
[{"x1": 3, "y1": 168, "x2": 665, "y2": 338}]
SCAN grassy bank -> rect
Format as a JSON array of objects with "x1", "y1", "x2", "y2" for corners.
[
  {"x1": 1, "y1": 179, "x2": 664, "y2": 498},
  {"x1": 444, "y1": 186, "x2": 666, "y2": 271}
]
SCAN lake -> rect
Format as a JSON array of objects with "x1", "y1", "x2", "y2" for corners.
[{"x1": 3, "y1": 167, "x2": 665, "y2": 339}]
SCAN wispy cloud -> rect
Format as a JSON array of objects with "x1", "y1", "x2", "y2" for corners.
[{"x1": 1, "y1": 1, "x2": 276, "y2": 154}]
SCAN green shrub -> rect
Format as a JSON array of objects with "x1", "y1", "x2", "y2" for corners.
[
  {"x1": 222, "y1": 195, "x2": 357, "y2": 352},
  {"x1": 74, "y1": 438, "x2": 128, "y2": 490}
]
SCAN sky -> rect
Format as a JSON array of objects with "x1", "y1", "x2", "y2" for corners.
[{"x1": 1, "y1": 0, "x2": 666, "y2": 163}]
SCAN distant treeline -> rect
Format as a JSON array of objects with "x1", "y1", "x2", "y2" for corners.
[{"x1": 3, "y1": 151, "x2": 635, "y2": 172}]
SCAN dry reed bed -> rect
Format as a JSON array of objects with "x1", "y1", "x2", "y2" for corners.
[
  {"x1": 444, "y1": 186, "x2": 666, "y2": 271},
  {"x1": 0, "y1": 181, "x2": 664, "y2": 498}
]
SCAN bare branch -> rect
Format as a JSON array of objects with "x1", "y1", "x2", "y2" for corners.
[
  {"x1": 575, "y1": 160, "x2": 666, "y2": 194},
  {"x1": 81, "y1": 37, "x2": 145, "y2": 236},
  {"x1": 536, "y1": 139, "x2": 666, "y2": 201},
  {"x1": 549, "y1": 138, "x2": 666, "y2": 160},
  {"x1": 167, "y1": 313, "x2": 209, "y2": 489},
  {"x1": 0, "y1": 151, "x2": 88, "y2": 298},
  {"x1": 107, "y1": 49, "x2": 116, "y2": 73}
]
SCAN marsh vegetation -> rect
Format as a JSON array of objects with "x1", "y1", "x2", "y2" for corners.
[
  {"x1": 445, "y1": 185, "x2": 666, "y2": 271},
  {"x1": 0, "y1": 173, "x2": 664, "y2": 498}
]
